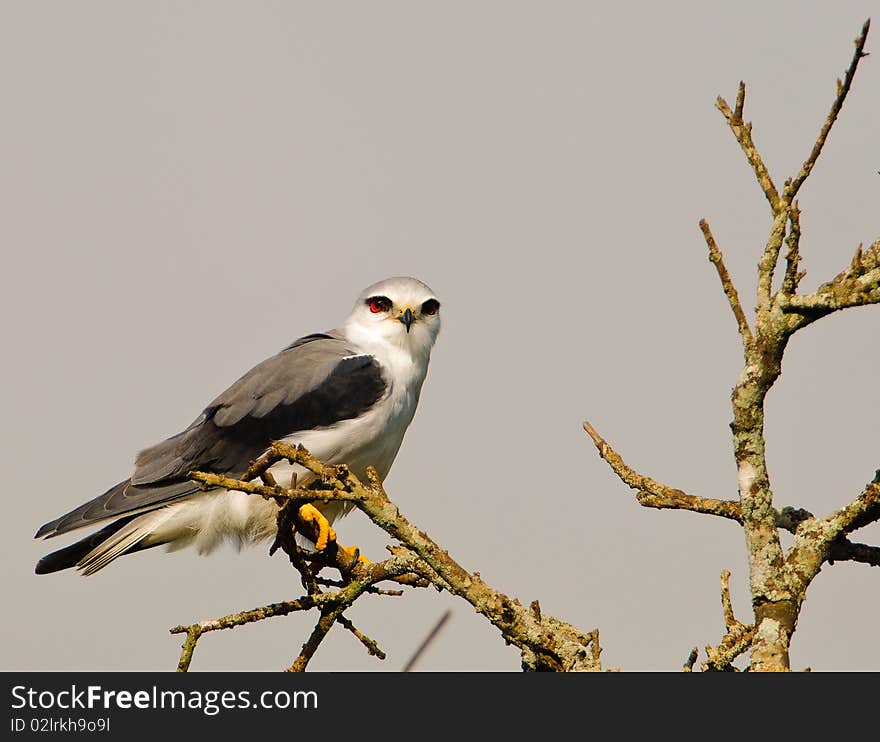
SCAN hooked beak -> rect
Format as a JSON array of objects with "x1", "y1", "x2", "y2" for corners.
[{"x1": 398, "y1": 307, "x2": 414, "y2": 333}]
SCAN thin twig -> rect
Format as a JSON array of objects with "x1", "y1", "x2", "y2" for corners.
[
  {"x1": 288, "y1": 609, "x2": 340, "y2": 672},
  {"x1": 338, "y1": 614, "x2": 387, "y2": 659},
  {"x1": 402, "y1": 610, "x2": 452, "y2": 672},
  {"x1": 699, "y1": 219, "x2": 753, "y2": 349},
  {"x1": 702, "y1": 570, "x2": 755, "y2": 671},
  {"x1": 784, "y1": 19, "x2": 872, "y2": 202},
  {"x1": 176, "y1": 627, "x2": 202, "y2": 672},
  {"x1": 720, "y1": 569, "x2": 736, "y2": 629},
  {"x1": 716, "y1": 82, "x2": 781, "y2": 211},
  {"x1": 781, "y1": 201, "x2": 803, "y2": 295},
  {"x1": 588, "y1": 628, "x2": 602, "y2": 668}
]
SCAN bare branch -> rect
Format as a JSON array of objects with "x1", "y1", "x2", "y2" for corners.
[
  {"x1": 582, "y1": 422, "x2": 879, "y2": 574},
  {"x1": 783, "y1": 19, "x2": 872, "y2": 202},
  {"x1": 779, "y1": 240, "x2": 880, "y2": 323},
  {"x1": 583, "y1": 421, "x2": 741, "y2": 520},
  {"x1": 683, "y1": 646, "x2": 699, "y2": 672},
  {"x1": 716, "y1": 82, "x2": 781, "y2": 211},
  {"x1": 702, "y1": 571, "x2": 755, "y2": 672},
  {"x1": 824, "y1": 476, "x2": 880, "y2": 537},
  {"x1": 337, "y1": 614, "x2": 386, "y2": 660},
  {"x1": 782, "y1": 201, "x2": 803, "y2": 295},
  {"x1": 699, "y1": 219, "x2": 753, "y2": 349},
  {"x1": 171, "y1": 595, "x2": 324, "y2": 671},
  {"x1": 757, "y1": 210, "x2": 792, "y2": 313},
  {"x1": 184, "y1": 443, "x2": 603, "y2": 671},
  {"x1": 781, "y1": 474, "x2": 880, "y2": 610},
  {"x1": 288, "y1": 609, "x2": 340, "y2": 672},
  {"x1": 720, "y1": 569, "x2": 737, "y2": 629},
  {"x1": 830, "y1": 538, "x2": 880, "y2": 567}
]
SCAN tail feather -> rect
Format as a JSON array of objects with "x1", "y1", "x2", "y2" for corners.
[
  {"x1": 34, "y1": 515, "x2": 162, "y2": 575},
  {"x1": 76, "y1": 509, "x2": 177, "y2": 575}
]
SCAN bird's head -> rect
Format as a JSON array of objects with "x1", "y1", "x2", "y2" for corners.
[{"x1": 344, "y1": 276, "x2": 441, "y2": 359}]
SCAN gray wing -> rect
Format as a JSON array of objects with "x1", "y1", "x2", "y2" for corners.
[{"x1": 36, "y1": 332, "x2": 388, "y2": 539}]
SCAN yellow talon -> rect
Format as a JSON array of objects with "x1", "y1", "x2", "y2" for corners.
[
  {"x1": 339, "y1": 543, "x2": 371, "y2": 566},
  {"x1": 297, "y1": 503, "x2": 336, "y2": 551},
  {"x1": 295, "y1": 504, "x2": 370, "y2": 566}
]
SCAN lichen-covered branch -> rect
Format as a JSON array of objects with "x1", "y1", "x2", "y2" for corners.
[
  {"x1": 781, "y1": 202, "x2": 804, "y2": 296},
  {"x1": 265, "y1": 442, "x2": 602, "y2": 671},
  {"x1": 176, "y1": 441, "x2": 603, "y2": 671},
  {"x1": 701, "y1": 571, "x2": 755, "y2": 672},
  {"x1": 582, "y1": 421, "x2": 742, "y2": 520},
  {"x1": 715, "y1": 81, "x2": 781, "y2": 212},
  {"x1": 699, "y1": 218, "x2": 753, "y2": 350},
  {"x1": 779, "y1": 240, "x2": 880, "y2": 327},
  {"x1": 170, "y1": 551, "x2": 416, "y2": 671},
  {"x1": 582, "y1": 420, "x2": 878, "y2": 568}
]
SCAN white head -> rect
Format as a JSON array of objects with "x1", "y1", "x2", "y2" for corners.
[{"x1": 343, "y1": 276, "x2": 441, "y2": 362}]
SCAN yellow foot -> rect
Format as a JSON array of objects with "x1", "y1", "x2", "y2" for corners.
[
  {"x1": 339, "y1": 543, "x2": 371, "y2": 567},
  {"x1": 297, "y1": 503, "x2": 336, "y2": 551},
  {"x1": 295, "y1": 504, "x2": 370, "y2": 567}
]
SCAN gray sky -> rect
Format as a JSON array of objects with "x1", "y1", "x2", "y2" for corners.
[{"x1": 2, "y1": 1, "x2": 877, "y2": 672}]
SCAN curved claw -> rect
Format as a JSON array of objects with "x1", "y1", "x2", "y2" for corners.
[{"x1": 339, "y1": 543, "x2": 371, "y2": 569}]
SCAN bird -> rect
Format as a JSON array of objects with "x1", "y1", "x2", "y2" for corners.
[{"x1": 35, "y1": 276, "x2": 441, "y2": 575}]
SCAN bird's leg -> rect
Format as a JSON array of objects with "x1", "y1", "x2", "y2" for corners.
[{"x1": 296, "y1": 503, "x2": 336, "y2": 552}]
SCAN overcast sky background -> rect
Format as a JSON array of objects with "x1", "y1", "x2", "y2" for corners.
[{"x1": 2, "y1": 2, "x2": 877, "y2": 672}]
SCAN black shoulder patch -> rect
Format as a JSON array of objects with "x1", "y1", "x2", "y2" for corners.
[{"x1": 197, "y1": 354, "x2": 387, "y2": 474}]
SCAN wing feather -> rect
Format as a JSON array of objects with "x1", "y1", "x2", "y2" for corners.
[{"x1": 36, "y1": 332, "x2": 387, "y2": 539}]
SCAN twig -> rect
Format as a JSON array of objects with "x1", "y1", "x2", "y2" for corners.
[
  {"x1": 176, "y1": 627, "x2": 201, "y2": 672},
  {"x1": 588, "y1": 628, "x2": 602, "y2": 667},
  {"x1": 401, "y1": 610, "x2": 452, "y2": 672},
  {"x1": 781, "y1": 201, "x2": 804, "y2": 295},
  {"x1": 316, "y1": 576, "x2": 404, "y2": 595},
  {"x1": 582, "y1": 421, "x2": 741, "y2": 520},
  {"x1": 699, "y1": 219, "x2": 753, "y2": 349},
  {"x1": 720, "y1": 569, "x2": 736, "y2": 629},
  {"x1": 783, "y1": 19, "x2": 872, "y2": 202},
  {"x1": 338, "y1": 614, "x2": 386, "y2": 660},
  {"x1": 702, "y1": 571, "x2": 755, "y2": 671},
  {"x1": 716, "y1": 82, "x2": 781, "y2": 212},
  {"x1": 828, "y1": 476, "x2": 880, "y2": 535},
  {"x1": 288, "y1": 608, "x2": 340, "y2": 672},
  {"x1": 171, "y1": 596, "x2": 323, "y2": 671}
]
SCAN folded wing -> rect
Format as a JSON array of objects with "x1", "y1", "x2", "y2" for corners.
[{"x1": 35, "y1": 332, "x2": 387, "y2": 540}]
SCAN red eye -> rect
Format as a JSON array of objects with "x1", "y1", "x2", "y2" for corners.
[
  {"x1": 421, "y1": 299, "x2": 440, "y2": 316},
  {"x1": 367, "y1": 296, "x2": 391, "y2": 313}
]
